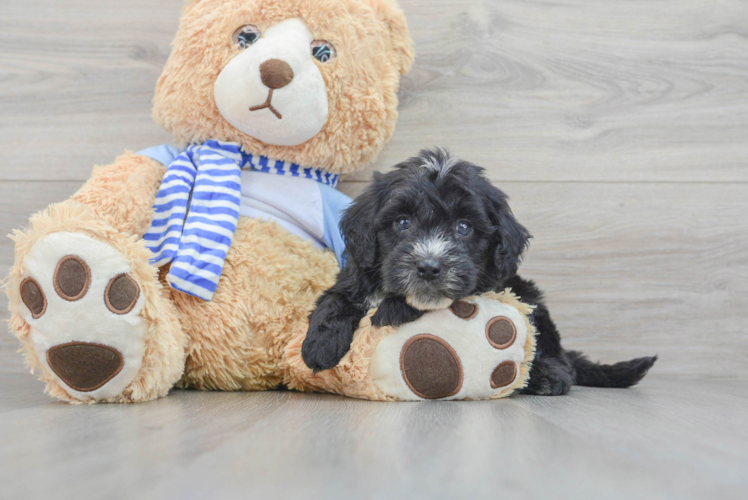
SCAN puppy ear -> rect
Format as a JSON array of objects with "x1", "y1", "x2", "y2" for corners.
[
  {"x1": 340, "y1": 173, "x2": 384, "y2": 268},
  {"x1": 484, "y1": 185, "x2": 531, "y2": 281}
]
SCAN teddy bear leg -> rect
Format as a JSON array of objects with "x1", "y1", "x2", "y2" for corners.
[
  {"x1": 172, "y1": 217, "x2": 339, "y2": 393},
  {"x1": 7, "y1": 153, "x2": 188, "y2": 403}
]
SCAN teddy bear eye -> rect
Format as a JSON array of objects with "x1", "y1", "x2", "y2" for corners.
[
  {"x1": 233, "y1": 25, "x2": 261, "y2": 49},
  {"x1": 311, "y1": 40, "x2": 336, "y2": 63}
]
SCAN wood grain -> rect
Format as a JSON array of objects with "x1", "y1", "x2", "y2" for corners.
[
  {"x1": 364, "y1": 0, "x2": 748, "y2": 183},
  {"x1": 1, "y1": 374, "x2": 747, "y2": 499},
  {"x1": 1, "y1": 0, "x2": 747, "y2": 181}
]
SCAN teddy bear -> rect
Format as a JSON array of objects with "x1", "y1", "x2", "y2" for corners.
[{"x1": 6, "y1": 0, "x2": 536, "y2": 404}]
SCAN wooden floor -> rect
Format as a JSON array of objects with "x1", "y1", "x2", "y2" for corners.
[
  {"x1": 1, "y1": 0, "x2": 747, "y2": 498},
  {"x1": 2, "y1": 366, "x2": 747, "y2": 499}
]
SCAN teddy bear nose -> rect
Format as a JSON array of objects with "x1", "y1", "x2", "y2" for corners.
[{"x1": 259, "y1": 58, "x2": 294, "y2": 89}]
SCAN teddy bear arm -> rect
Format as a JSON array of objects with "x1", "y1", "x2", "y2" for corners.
[
  {"x1": 293, "y1": 292, "x2": 537, "y2": 401},
  {"x1": 70, "y1": 152, "x2": 166, "y2": 237}
]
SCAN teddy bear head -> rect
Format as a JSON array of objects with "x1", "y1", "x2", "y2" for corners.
[{"x1": 152, "y1": 0, "x2": 414, "y2": 175}]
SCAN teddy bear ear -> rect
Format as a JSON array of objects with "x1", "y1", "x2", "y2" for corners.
[
  {"x1": 182, "y1": 0, "x2": 203, "y2": 15},
  {"x1": 364, "y1": 0, "x2": 415, "y2": 75}
]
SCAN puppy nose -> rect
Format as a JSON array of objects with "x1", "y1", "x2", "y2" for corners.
[
  {"x1": 417, "y1": 260, "x2": 442, "y2": 281},
  {"x1": 259, "y1": 58, "x2": 294, "y2": 89}
]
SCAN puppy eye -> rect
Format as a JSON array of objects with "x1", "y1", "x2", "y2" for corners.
[
  {"x1": 311, "y1": 40, "x2": 337, "y2": 63},
  {"x1": 233, "y1": 25, "x2": 261, "y2": 49},
  {"x1": 395, "y1": 217, "x2": 411, "y2": 231},
  {"x1": 456, "y1": 221, "x2": 472, "y2": 236}
]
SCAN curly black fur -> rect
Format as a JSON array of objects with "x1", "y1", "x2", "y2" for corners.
[{"x1": 301, "y1": 149, "x2": 657, "y2": 394}]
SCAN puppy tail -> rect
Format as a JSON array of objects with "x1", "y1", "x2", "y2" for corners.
[{"x1": 568, "y1": 350, "x2": 657, "y2": 388}]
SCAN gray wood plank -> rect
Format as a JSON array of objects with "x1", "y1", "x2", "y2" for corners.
[
  {"x1": 0, "y1": 375, "x2": 746, "y2": 500},
  {"x1": 360, "y1": 0, "x2": 748, "y2": 183},
  {"x1": 0, "y1": 0, "x2": 179, "y2": 180},
  {"x1": 1, "y1": 0, "x2": 747, "y2": 182}
]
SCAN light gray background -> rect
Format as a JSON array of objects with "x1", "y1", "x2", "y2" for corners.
[{"x1": 1, "y1": 0, "x2": 747, "y2": 498}]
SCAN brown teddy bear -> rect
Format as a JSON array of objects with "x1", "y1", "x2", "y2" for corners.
[{"x1": 6, "y1": 0, "x2": 536, "y2": 403}]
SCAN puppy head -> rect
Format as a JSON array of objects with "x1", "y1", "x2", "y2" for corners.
[
  {"x1": 342, "y1": 149, "x2": 531, "y2": 309},
  {"x1": 153, "y1": 0, "x2": 414, "y2": 174}
]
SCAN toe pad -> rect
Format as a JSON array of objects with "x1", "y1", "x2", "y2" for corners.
[
  {"x1": 53, "y1": 255, "x2": 91, "y2": 301},
  {"x1": 21, "y1": 277, "x2": 47, "y2": 319},
  {"x1": 105, "y1": 274, "x2": 140, "y2": 314}
]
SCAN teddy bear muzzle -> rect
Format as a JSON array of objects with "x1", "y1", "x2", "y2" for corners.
[
  {"x1": 212, "y1": 17, "x2": 330, "y2": 146},
  {"x1": 248, "y1": 58, "x2": 295, "y2": 119}
]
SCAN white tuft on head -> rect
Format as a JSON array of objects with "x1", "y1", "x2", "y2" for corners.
[{"x1": 419, "y1": 150, "x2": 459, "y2": 179}]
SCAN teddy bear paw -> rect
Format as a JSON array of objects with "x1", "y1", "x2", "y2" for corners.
[
  {"x1": 369, "y1": 296, "x2": 531, "y2": 400},
  {"x1": 17, "y1": 232, "x2": 148, "y2": 401}
]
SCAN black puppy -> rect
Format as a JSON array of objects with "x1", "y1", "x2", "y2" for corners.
[{"x1": 302, "y1": 149, "x2": 656, "y2": 395}]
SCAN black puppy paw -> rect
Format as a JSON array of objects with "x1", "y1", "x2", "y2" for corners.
[
  {"x1": 521, "y1": 357, "x2": 574, "y2": 396},
  {"x1": 523, "y1": 373, "x2": 572, "y2": 396},
  {"x1": 301, "y1": 326, "x2": 353, "y2": 373},
  {"x1": 371, "y1": 296, "x2": 425, "y2": 328}
]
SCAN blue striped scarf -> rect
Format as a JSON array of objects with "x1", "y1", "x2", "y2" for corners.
[{"x1": 144, "y1": 140, "x2": 339, "y2": 301}]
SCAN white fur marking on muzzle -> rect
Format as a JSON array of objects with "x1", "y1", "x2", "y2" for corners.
[{"x1": 412, "y1": 233, "x2": 451, "y2": 261}]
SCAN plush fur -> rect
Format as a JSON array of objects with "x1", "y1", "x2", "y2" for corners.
[
  {"x1": 302, "y1": 149, "x2": 657, "y2": 395},
  {"x1": 153, "y1": 0, "x2": 414, "y2": 174},
  {"x1": 5, "y1": 0, "x2": 420, "y2": 404}
]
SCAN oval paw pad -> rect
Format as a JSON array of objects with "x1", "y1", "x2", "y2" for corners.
[
  {"x1": 449, "y1": 300, "x2": 478, "y2": 320},
  {"x1": 491, "y1": 361, "x2": 517, "y2": 388},
  {"x1": 400, "y1": 334, "x2": 463, "y2": 399},
  {"x1": 105, "y1": 274, "x2": 140, "y2": 314},
  {"x1": 486, "y1": 316, "x2": 516, "y2": 349},
  {"x1": 53, "y1": 255, "x2": 91, "y2": 301},
  {"x1": 21, "y1": 277, "x2": 47, "y2": 318}
]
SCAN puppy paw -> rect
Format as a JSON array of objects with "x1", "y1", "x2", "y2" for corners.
[
  {"x1": 520, "y1": 358, "x2": 573, "y2": 396},
  {"x1": 301, "y1": 326, "x2": 352, "y2": 372},
  {"x1": 522, "y1": 374, "x2": 572, "y2": 396},
  {"x1": 371, "y1": 296, "x2": 424, "y2": 327}
]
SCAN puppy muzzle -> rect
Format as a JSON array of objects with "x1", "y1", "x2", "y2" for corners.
[{"x1": 384, "y1": 234, "x2": 474, "y2": 311}]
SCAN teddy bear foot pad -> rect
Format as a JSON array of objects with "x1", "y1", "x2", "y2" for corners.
[
  {"x1": 369, "y1": 296, "x2": 532, "y2": 401},
  {"x1": 18, "y1": 232, "x2": 148, "y2": 401}
]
